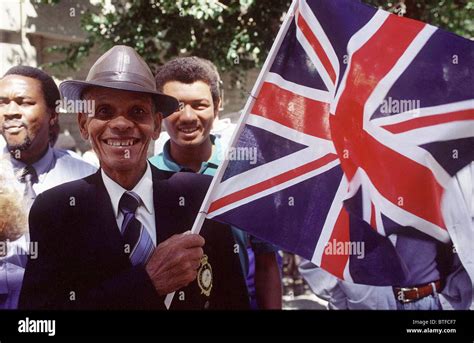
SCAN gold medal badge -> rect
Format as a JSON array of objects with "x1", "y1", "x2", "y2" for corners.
[{"x1": 197, "y1": 254, "x2": 213, "y2": 297}]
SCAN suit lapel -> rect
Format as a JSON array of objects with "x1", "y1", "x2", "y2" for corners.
[
  {"x1": 151, "y1": 165, "x2": 180, "y2": 245},
  {"x1": 86, "y1": 170, "x2": 129, "y2": 262}
]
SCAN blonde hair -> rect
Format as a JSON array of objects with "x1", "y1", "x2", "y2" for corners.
[{"x1": 0, "y1": 156, "x2": 28, "y2": 241}]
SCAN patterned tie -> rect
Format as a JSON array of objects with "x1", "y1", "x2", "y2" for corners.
[
  {"x1": 20, "y1": 165, "x2": 37, "y2": 209},
  {"x1": 118, "y1": 191, "x2": 154, "y2": 266}
]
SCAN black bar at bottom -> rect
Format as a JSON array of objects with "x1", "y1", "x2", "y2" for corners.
[{"x1": 0, "y1": 310, "x2": 472, "y2": 338}]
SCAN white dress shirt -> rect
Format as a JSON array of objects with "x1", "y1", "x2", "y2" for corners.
[
  {"x1": 101, "y1": 162, "x2": 157, "y2": 246},
  {"x1": 6, "y1": 146, "x2": 97, "y2": 195}
]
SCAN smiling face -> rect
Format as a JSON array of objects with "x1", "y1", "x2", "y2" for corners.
[
  {"x1": 162, "y1": 81, "x2": 217, "y2": 149},
  {"x1": 78, "y1": 87, "x2": 161, "y2": 184},
  {"x1": 0, "y1": 75, "x2": 54, "y2": 162}
]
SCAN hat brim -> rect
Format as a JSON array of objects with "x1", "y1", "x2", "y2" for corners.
[{"x1": 59, "y1": 80, "x2": 179, "y2": 117}]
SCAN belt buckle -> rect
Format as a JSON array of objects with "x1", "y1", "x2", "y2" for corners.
[
  {"x1": 396, "y1": 288, "x2": 407, "y2": 303},
  {"x1": 396, "y1": 287, "x2": 419, "y2": 303}
]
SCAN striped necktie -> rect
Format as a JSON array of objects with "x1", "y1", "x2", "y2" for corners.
[
  {"x1": 118, "y1": 191, "x2": 154, "y2": 266},
  {"x1": 20, "y1": 165, "x2": 37, "y2": 210}
]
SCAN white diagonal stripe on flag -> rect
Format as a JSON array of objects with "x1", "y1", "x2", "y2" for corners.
[
  {"x1": 265, "y1": 72, "x2": 332, "y2": 104},
  {"x1": 295, "y1": 12, "x2": 335, "y2": 93},
  {"x1": 207, "y1": 158, "x2": 341, "y2": 218},
  {"x1": 363, "y1": 24, "x2": 437, "y2": 127},
  {"x1": 331, "y1": 10, "x2": 390, "y2": 114},
  {"x1": 246, "y1": 113, "x2": 334, "y2": 148},
  {"x1": 384, "y1": 121, "x2": 474, "y2": 145},
  {"x1": 356, "y1": 168, "x2": 451, "y2": 242},
  {"x1": 215, "y1": 146, "x2": 328, "y2": 199},
  {"x1": 311, "y1": 175, "x2": 348, "y2": 266},
  {"x1": 299, "y1": 0, "x2": 340, "y2": 80},
  {"x1": 371, "y1": 99, "x2": 474, "y2": 127}
]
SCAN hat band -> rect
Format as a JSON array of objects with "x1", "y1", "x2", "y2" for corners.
[{"x1": 87, "y1": 71, "x2": 156, "y2": 90}]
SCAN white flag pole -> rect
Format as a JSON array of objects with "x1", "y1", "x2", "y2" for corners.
[{"x1": 164, "y1": 0, "x2": 299, "y2": 310}]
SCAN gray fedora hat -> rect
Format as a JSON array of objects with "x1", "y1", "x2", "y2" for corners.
[{"x1": 59, "y1": 45, "x2": 178, "y2": 117}]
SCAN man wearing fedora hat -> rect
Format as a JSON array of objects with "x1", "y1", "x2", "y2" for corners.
[{"x1": 19, "y1": 45, "x2": 249, "y2": 310}]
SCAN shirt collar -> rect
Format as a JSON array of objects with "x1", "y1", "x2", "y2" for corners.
[
  {"x1": 161, "y1": 140, "x2": 182, "y2": 172},
  {"x1": 7, "y1": 145, "x2": 54, "y2": 182},
  {"x1": 162, "y1": 135, "x2": 222, "y2": 174},
  {"x1": 101, "y1": 162, "x2": 154, "y2": 218},
  {"x1": 207, "y1": 134, "x2": 222, "y2": 167}
]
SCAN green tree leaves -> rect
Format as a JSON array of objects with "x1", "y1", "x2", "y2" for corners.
[{"x1": 36, "y1": 0, "x2": 472, "y2": 84}]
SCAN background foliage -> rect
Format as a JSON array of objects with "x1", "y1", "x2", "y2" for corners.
[{"x1": 36, "y1": 0, "x2": 474, "y2": 83}]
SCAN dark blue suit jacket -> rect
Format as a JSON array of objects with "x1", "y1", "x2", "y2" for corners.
[{"x1": 19, "y1": 166, "x2": 249, "y2": 310}]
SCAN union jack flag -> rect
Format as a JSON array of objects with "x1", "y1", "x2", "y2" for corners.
[{"x1": 198, "y1": 0, "x2": 474, "y2": 285}]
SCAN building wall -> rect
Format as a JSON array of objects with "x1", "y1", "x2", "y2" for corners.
[
  {"x1": 0, "y1": 0, "x2": 37, "y2": 73},
  {"x1": 220, "y1": 69, "x2": 259, "y2": 122}
]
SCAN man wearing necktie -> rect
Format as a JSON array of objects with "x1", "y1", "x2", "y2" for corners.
[
  {"x1": 19, "y1": 45, "x2": 249, "y2": 310},
  {"x1": 0, "y1": 67, "x2": 96, "y2": 309}
]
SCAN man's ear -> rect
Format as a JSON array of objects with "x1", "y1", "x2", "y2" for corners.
[
  {"x1": 49, "y1": 109, "x2": 59, "y2": 127},
  {"x1": 152, "y1": 112, "x2": 162, "y2": 140},
  {"x1": 214, "y1": 98, "x2": 222, "y2": 119},
  {"x1": 77, "y1": 112, "x2": 89, "y2": 140}
]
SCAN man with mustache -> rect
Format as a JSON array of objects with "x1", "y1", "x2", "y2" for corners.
[
  {"x1": 19, "y1": 46, "x2": 249, "y2": 309},
  {"x1": 0, "y1": 66, "x2": 96, "y2": 309}
]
